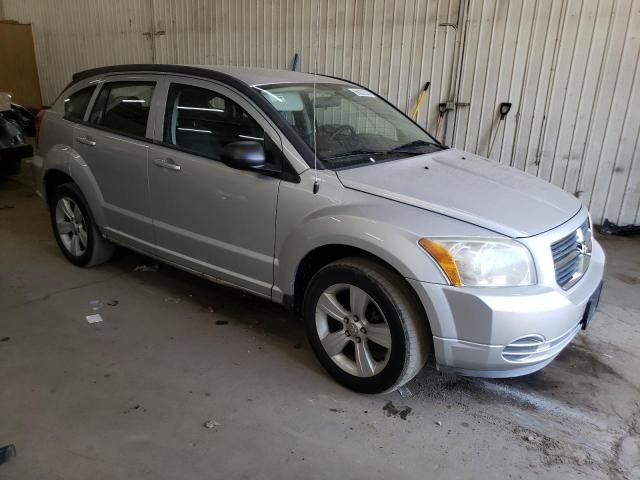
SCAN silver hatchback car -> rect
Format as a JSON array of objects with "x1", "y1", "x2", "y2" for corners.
[{"x1": 32, "y1": 64, "x2": 605, "y2": 393}]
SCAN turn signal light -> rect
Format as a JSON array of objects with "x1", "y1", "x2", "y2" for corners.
[{"x1": 418, "y1": 238, "x2": 462, "y2": 286}]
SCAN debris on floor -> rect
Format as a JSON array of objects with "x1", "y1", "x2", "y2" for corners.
[
  {"x1": 203, "y1": 419, "x2": 221, "y2": 429},
  {"x1": 163, "y1": 297, "x2": 181, "y2": 304},
  {"x1": 207, "y1": 305, "x2": 215, "y2": 313},
  {"x1": 215, "y1": 320, "x2": 228, "y2": 325},
  {"x1": 89, "y1": 300, "x2": 103, "y2": 311},
  {"x1": 0, "y1": 205, "x2": 15, "y2": 210},
  {"x1": 600, "y1": 219, "x2": 640, "y2": 236},
  {"x1": 382, "y1": 401, "x2": 413, "y2": 420},
  {"x1": 0, "y1": 444, "x2": 16, "y2": 464},
  {"x1": 435, "y1": 420, "x2": 443, "y2": 427},
  {"x1": 133, "y1": 263, "x2": 159, "y2": 272},
  {"x1": 122, "y1": 404, "x2": 146, "y2": 414},
  {"x1": 398, "y1": 385, "x2": 413, "y2": 398},
  {"x1": 107, "y1": 300, "x2": 119, "y2": 307},
  {"x1": 1, "y1": 337, "x2": 9, "y2": 342},
  {"x1": 85, "y1": 314, "x2": 104, "y2": 324}
]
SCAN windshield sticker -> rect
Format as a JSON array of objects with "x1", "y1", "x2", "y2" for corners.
[{"x1": 348, "y1": 88, "x2": 376, "y2": 97}]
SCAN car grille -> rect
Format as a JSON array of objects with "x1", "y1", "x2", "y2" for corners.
[{"x1": 551, "y1": 219, "x2": 592, "y2": 290}]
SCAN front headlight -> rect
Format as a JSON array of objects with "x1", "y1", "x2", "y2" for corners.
[{"x1": 419, "y1": 238, "x2": 536, "y2": 287}]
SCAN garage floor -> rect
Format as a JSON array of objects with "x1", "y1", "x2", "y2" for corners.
[{"x1": 1, "y1": 166, "x2": 639, "y2": 480}]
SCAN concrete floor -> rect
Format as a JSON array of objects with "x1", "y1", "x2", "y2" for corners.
[{"x1": 1, "y1": 165, "x2": 640, "y2": 480}]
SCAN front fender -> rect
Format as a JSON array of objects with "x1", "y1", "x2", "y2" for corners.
[
  {"x1": 276, "y1": 211, "x2": 449, "y2": 296},
  {"x1": 274, "y1": 170, "x2": 499, "y2": 300}
]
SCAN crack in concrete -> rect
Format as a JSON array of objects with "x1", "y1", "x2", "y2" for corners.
[{"x1": 4, "y1": 273, "x2": 125, "y2": 310}]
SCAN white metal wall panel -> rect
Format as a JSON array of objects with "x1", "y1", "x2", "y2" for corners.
[
  {"x1": 452, "y1": 0, "x2": 640, "y2": 224},
  {"x1": 580, "y1": 0, "x2": 640, "y2": 225},
  {"x1": 150, "y1": 0, "x2": 459, "y2": 137},
  {"x1": 2, "y1": 0, "x2": 154, "y2": 104},
  {"x1": 1, "y1": 0, "x2": 638, "y2": 224},
  {"x1": 2, "y1": 0, "x2": 460, "y2": 138}
]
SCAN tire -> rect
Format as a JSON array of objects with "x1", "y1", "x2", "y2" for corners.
[
  {"x1": 50, "y1": 182, "x2": 115, "y2": 267},
  {"x1": 303, "y1": 256, "x2": 431, "y2": 394}
]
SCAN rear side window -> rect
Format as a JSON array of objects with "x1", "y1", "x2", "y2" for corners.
[
  {"x1": 88, "y1": 81, "x2": 155, "y2": 138},
  {"x1": 63, "y1": 86, "x2": 96, "y2": 122},
  {"x1": 163, "y1": 83, "x2": 264, "y2": 160}
]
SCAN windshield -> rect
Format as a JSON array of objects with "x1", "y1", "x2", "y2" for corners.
[{"x1": 254, "y1": 83, "x2": 446, "y2": 169}]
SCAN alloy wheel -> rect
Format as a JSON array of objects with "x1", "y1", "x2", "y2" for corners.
[
  {"x1": 314, "y1": 283, "x2": 392, "y2": 377},
  {"x1": 55, "y1": 196, "x2": 88, "y2": 256}
]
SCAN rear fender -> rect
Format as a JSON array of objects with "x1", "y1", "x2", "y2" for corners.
[{"x1": 43, "y1": 143, "x2": 107, "y2": 230}]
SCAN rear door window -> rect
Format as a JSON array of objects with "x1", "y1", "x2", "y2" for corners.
[
  {"x1": 163, "y1": 83, "x2": 264, "y2": 160},
  {"x1": 88, "y1": 81, "x2": 155, "y2": 138},
  {"x1": 63, "y1": 86, "x2": 96, "y2": 122}
]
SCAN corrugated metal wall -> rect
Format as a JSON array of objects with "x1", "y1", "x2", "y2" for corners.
[
  {"x1": 452, "y1": 0, "x2": 640, "y2": 226},
  {"x1": 2, "y1": 0, "x2": 639, "y2": 224},
  {"x1": 1, "y1": 0, "x2": 154, "y2": 103}
]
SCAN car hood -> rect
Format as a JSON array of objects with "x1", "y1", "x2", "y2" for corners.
[{"x1": 336, "y1": 149, "x2": 583, "y2": 237}]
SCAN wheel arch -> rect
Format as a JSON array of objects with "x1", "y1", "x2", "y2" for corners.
[
  {"x1": 44, "y1": 169, "x2": 73, "y2": 204},
  {"x1": 44, "y1": 169, "x2": 105, "y2": 234},
  {"x1": 42, "y1": 152, "x2": 107, "y2": 230},
  {"x1": 288, "y1": 243, "x2": 435, "y2": 340}
]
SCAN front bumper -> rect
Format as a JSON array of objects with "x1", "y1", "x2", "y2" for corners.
[{"x1": 408, "y1": 238, "x2": 605, "y2": 378}]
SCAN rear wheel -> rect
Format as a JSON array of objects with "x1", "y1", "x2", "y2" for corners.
[
  {"x1": 303, "y1": 257, "x2": 430, "y2": 393},
  {"x1": 50, "y1": 183, "x2": 115, "y2": 267}
]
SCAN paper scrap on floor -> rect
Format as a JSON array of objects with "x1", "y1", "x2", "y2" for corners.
[{"x1": 86, "y1": 314, "x2": 104, "y2": 324}]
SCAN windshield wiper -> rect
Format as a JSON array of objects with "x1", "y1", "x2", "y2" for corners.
[
  {"x1": 325, "y1": 149, "x2": 389, "y2": 160},
  {"x1": 390, "y1": 140, "x2": 445, "y2": 152},
  {"x1": 324, "y1": 145, "x2": 438, "y2": 163}
]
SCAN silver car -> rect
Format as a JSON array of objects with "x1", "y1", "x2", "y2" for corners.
[{"x1": 32, "y1": 65, "x2": 605, "y2": 393}]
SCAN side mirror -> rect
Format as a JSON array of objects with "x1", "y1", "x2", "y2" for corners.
[{"x1": 221, "y1": 141, "x2": 266, "y2": 170}]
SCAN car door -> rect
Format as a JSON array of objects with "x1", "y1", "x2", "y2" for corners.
[
  {"x1": 74, "y1": 76, "x2": 161, "y2": 247},
  {"x1": 147, "y1": 78, "x2": 282, "y2": 298}
]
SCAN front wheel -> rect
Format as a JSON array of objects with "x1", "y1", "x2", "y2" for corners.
[{"x1": 303, "y1": 257, "x2": 430, "y2": 393}]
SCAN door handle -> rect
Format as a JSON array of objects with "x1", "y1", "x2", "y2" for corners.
[
  {"x1": 77, "y1": 136, "x2": 96, "y2": 146},
  {"x1": 152, "y1": 158, "x2": 181, "y2": 171}
]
